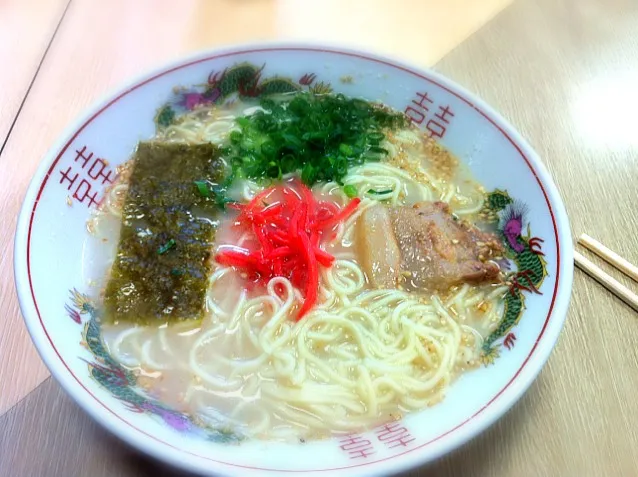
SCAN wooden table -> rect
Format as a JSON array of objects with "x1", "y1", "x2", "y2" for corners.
[{"x1": 2, "y1": 0, "x2": 638, "y2": 475}]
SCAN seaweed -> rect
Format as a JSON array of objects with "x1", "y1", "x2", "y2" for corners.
[{"x1": 103, "y1": 142, "x2": 224, "y2": 324}]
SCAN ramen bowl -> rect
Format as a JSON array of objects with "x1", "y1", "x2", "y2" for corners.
[{"x1": 15, "y1": 43, "x2": 573, "y2": 477}]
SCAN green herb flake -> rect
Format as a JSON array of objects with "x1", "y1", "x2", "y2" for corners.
[
  {"x1": 194, "y1": 180, "x2": 211, "y2": 197},
  {"x1": 157, "y1": 239, "x2": 176, "y2": 255},
  {"x1": 209, "y1": 184, "x2": 237, "y2": 210},
  {"x1": 344, "y1": 185, "x2": 358, "y2": 198},
  {"x1": 367, "y1": 189, "x2": 393, "y2": 195},
  {"x1": 216, "y1": 196, "x2": 238, "y2": 210}
]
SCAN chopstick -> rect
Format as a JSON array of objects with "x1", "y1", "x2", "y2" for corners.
[
  {"x1": 579, "y1": 234, "x2": 638, "y2": 282},
  {"x1": 574, "y1": 235, "x2": 638, "y2": 312}
]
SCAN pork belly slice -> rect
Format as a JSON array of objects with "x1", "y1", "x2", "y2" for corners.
[
  {"x1": 354, "y1": 204, "x2": 402, "y2": 288},
  {"x1": 356, "y1": 201, "x2": 503, "y2": 291}
]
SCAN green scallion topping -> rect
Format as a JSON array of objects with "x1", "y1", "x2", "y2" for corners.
[
  {"x1": 194, "y1": 181, "x2": 237, "y2": 210},
  {"x1": 225, "y1": 92, "x2": 408, "y2": 186},
  {"x1": 367, "y1": 132, "x2": 384, "y2": 144},
  {"x1": 211, "y1": 184, "x2": 237, "y2": 210},
  {"x1": 158, "y1": 239, "x2": 176, "y2": 255},
  {"x1": 367, "y1": 189, "x2": 393, "y2": 195},
  {"x1": 194, "y1": 180, "x2": 211, "y2": 197},
  {"x1": 368, "y1": 146, "x2": 389, "y2": 156},
  {"x1": 343, "y1": 185, "x2": 358, "y2": 198}
]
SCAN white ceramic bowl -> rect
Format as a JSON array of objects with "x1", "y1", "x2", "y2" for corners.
[{"x1": 14, "y1": 43, "x2": 573, "y2": 477}]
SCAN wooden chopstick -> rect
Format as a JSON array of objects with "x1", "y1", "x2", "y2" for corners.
[
  {"x1": 574, "y1": 250, "x2": 638, "y2": 312},
  {"x1": 578, "y1": 234, "x2": 638, "y2": 283}
]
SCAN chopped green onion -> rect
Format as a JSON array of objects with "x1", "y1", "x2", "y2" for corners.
[
  {"x1": 368, "y1": 146, "x2": 389, "y2": 155},
  {"x1": 170, "y1": 268, "x2": 183, "y2": 276},
  {"x1": 367, "y1": 189, "x2": 393, "y2": 195},
  {"x1": 281, "y1": 133, "x2": 304, "y2": 148},
  {"x1": 216, "y1": 197, "x2": 238, "y2": 210},
  {"x1": 343, "y1": 185, "x2": 358, "y2": 198},
  {"x1": 367, "y1": 132, "x2": 384, "y2": 143},
  {"x1": 236, "y1": 117, "x2": 251, "y2": 128},
  {"x1": 194, "y1": 180, "x2": 211, "y2": 197},
  {"x1": 229, "y1": 131, "x2": 243, "y2": 145},
  {"x1": 224, "y1": 92, "x2": 408, "y2": 186},
  {"x1": 203, "y1": 184, "x2": 237, "y2": 210},
  {"x1": 301, "y1": 163, "x2": 316, "y2": 184},
  {"x1": 158, "y1": 239, "x2": 176, "y2": 255},
  {"x1": 339, "y1": 143, "x2": 354, "y2": 156}
]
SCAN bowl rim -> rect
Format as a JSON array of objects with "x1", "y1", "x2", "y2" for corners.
[{"x1": 14, "y1": 41, "x2": 574, "y2": 477}]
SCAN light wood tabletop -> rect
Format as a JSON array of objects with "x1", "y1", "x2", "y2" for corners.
[
  {"x1": 0, "y1": 0, "x2": 69, "y2": 145},
  {"x1": 1, "y1": 0, "x2": 638, "y2": 475}
]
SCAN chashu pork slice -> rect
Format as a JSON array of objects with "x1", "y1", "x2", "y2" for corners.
[
  {"x1": 354, "y1": 204, "x2": 402, "y2": 288},
  {"x1": 356, "y1": 201, "x2": 503, "y2": 291}
]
